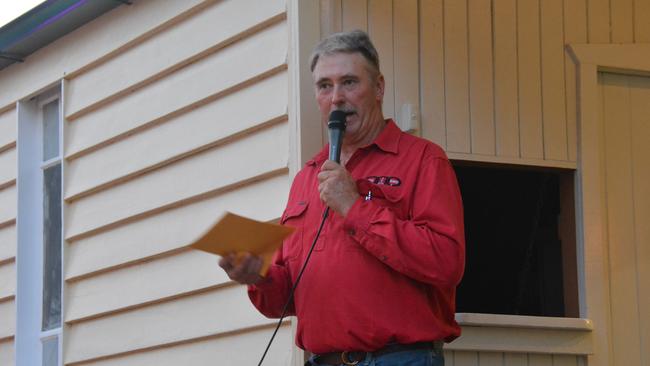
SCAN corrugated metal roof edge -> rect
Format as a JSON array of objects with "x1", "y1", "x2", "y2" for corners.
[{"x1": 0, "y1": 0, "x2": 131, "y2": 70}]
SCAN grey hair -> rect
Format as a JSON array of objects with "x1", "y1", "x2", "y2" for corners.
[{"x1": 309, "y1": 30, "x2": 380, "y2": 76}]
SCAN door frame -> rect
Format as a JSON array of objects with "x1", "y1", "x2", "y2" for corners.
[{"x1": 568, "y1": 43, "x2": 650, "y2": 366}]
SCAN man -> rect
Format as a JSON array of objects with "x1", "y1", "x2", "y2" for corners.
[{"x1": 219, "y1": 30, "x2": 465, "y2": 366}]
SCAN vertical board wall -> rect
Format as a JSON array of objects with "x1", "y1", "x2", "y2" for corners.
[{"x1": 319, "y1": 0, "x2": 650, "y2": 169}]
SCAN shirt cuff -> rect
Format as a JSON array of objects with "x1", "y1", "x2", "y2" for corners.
[{"x1": 343, "y1": 196, "x2": 374, "y2": 236}]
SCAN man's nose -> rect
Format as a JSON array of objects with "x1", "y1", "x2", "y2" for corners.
[{"x1": 331, "y1": 85, "x2": 345, "y2": 106}]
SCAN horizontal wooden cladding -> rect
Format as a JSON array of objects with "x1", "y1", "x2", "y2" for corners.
[
  {"x1": 65, "y1": 70, "x2": 289, "y2": 201},
  {"x1": 0, "y1": 338, "x2": 14, "y2": 366},
  {"x1": 65, "y1": 173, "x2": 289, "y2": 280},
  {"x1": 64, "y1": 285, "x2": 277, "y2": 364},
  {"x1": 0, "y1": 225, "x2": 16, "y2": 262},
  {"x1": 0, "y1": 261, "x2": 15, "y2": 300},
  {"x1": 67, "y1": 323, "x2": 292, "y2": 366},
  {"x1": 446, "y1": 351, "x2": 584, "y2": 366},
  {"x1": 0, "y1": 108, "x2": 16, "y2": 150},
  {"x1": 65, "y1": 20, "x2": 289, "y2": 159},
  {"x1": 66, "y1": 250, "x2": 230, "y2": 323},
  {"x1": 0, "y1": 148, "x2": 16, "y2": 186},
  {"x1": 0, "y1": 185, "x2": 16, "y2": 225},
  {"x1": 65, "y1": 0, "x2": 286, "y2": 119},
  {"x1": 0, "y1": 299, "x2": 15, "y2": 339},
  {"x1": 65, "y1": 121, "x2": 289, "y2": 241}
]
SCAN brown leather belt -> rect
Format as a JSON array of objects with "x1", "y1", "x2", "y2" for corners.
[{"x1": 313, "y1": 341, "x2": 441, "y2": 366}]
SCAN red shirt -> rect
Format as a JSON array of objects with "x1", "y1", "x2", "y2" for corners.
[{"x1": 248, "y1": 120, "x2": 465, "y2": 354}]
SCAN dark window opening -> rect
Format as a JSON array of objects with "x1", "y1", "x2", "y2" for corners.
[{"x1": 453, "y1": 163, "x2": 578, "y2": 317}]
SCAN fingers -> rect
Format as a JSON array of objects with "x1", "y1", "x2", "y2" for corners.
[{"x1": 219, "y1": 253, "x2": 263, "y2": 285}]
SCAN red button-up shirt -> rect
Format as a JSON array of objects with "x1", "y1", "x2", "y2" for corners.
[{"x1": 249, "y1": 120, "x2": 465, "y2": 354}]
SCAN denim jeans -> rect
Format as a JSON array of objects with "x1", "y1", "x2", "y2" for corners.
[{"x1": 306, "y1": 347, "x2": 444, "y2": 366}]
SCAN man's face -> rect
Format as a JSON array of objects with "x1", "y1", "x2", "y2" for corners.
[{"x1": 312, "y1": 52, "x2": 385, "y2": 145}]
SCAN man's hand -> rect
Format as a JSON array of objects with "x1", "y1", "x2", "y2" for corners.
[
  {"x1": 218, "y1": 253, "x2": 263, "y2": 285},
  {"x1": 317, "y1": 160, "x2": 359, "y2": 216}
]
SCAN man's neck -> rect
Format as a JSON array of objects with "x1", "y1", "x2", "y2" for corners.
[{"x1": 339, "y1": 117, "x2": 387, "y2": 166}]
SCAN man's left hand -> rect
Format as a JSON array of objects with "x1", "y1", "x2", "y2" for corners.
[{"x1": 317, "y1": 160, "x2": 359, "y2": 216}]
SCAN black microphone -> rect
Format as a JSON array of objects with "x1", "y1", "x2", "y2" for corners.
[{"x1": 327, "y1": 110, "x2": 349, "y2": 163}]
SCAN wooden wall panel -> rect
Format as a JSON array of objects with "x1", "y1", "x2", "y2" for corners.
[
  {"x1": 0, "y1": 186, "x2": 16, "y2": 225},
  {"x1": 0, "y1": 300, "x2": 15, "y2": 339},
  {"x1": 587, "y1": 0, "x2": 611, "y2": 43},
  {"x1": 65, "y1": 0, "x2": 286, "y2": 118},
  {"x1": 444, "y1": 0, "x2": 471, "y2": 153},
  {"x1": 504, "y1": 353, "x2": 527, "y2": 366},
  {"x1": 368, "y1": 0, "x2": 395, "y2": 119},
  {"x1": 0, "y1": 108, "x2": 16, "y2": 150},
  {"x1": 601, "y1": 73, "x2": 642, "y2": 366},
  {"x1": 66, "y1": 22, "x2": 288, "y2": 158},
  {"x1": 71, "y1": 325, "x2": 293, "y2": 366},
  {"x1": 479, "y1": 352, "x2": 504, "y2": 366},
  {"x1": 468, "y1": 0, "x2": 495, "y2": 155},
  {"x1": 493, "y1": 0, "x2": 520, "y2": 157},
  {"x1": 65, "y1": 71, "x2": 288, "y2": 201},
  {"x1": 67, "y1": 250, "x2": 230, "y2": 322},
  {"x1": 342, "y1": 0, "x2": 368, "y2": 31},
  {"x1": 393, "y1": 0, "x2": 419, "y2": 132},
  {"x1": 564, "y1": 0, "x2": 587, "y2": 162},
  {"x1": 517, "y1": 0, "x2": 544, "y2": 159},
  {"x1": 635, "y1": 0, "x2": 650, "y2": 42},
  {"x1": 419, "y1": 0, "x2": 446, "y2": 148},
  {"x1": 65, "y1": 122, "x2": 288, "y2": 240},
  {"x1": 0, "y1": 226, "x2": 16, "y2": 262},
  {"x1": 64, "y1": 287, "x2": 274, "y2": 364},
  {"x1": 66, "y1": 174, "x2": 289, "y2": 279},
  {"x1": 454, "y1": 350, "x2": 479, "y2": 365},
  {"x1": 0, "y1": 262, "x2": 15, "y2": 300},
  {"x1": 610, "y1": 0, "x2": 634, "y2": 43},
  {"x1": 540, "y1": 0, "x2": 568, "y2": 161},
  {"x1": 528, "y1": 354, "x2": 551, "y2": 366},
  {"x1": 0, "y1": 339, "x2": 14, "y2": 365},
  {"x1": 0, "y1": 148, "x2": 16, "y2": 186}
]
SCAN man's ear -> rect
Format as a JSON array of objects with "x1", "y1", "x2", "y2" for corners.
[{"x1": 375, "y1": 73, "x2": 385, "y2": 101}]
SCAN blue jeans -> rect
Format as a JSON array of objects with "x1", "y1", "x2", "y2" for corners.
[{"x1": 306, "y1": 347, "x2": 444, "y2": 366}]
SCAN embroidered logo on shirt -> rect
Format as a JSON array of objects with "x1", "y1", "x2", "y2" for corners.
[{"x1": 366, "y1": 176, "x2": 402, "y2": 186}]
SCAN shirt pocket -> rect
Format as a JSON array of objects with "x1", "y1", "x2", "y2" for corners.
[{"x1": 280, "y1": 201, "x2": 309, "y2": 260}]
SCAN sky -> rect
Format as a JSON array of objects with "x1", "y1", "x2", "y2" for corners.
[{"x1": 0, "y1": 0, "x2": 45, "y2": 28}]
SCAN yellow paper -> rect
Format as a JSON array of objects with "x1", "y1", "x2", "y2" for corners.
[{"x1": 189, "y1": 212, "x2": 294, "y2": 276}]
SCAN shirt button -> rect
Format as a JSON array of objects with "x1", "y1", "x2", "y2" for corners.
[
  {"x1": 382, "y1": 256, "x2": 388, "y2": 261},
  {"x1": 347, "y1": 229, "x2": 355, "y2": 235}
]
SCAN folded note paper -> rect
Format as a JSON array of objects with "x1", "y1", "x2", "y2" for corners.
[{"x1": 189, "y1": 212, "x2": 294, "y2": 276}]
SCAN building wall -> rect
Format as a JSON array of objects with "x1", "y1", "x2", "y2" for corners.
[
  {"x1": 0, "y1": 0, "x2": 296, "y2": 365},
  {"x1": 318, "y1": 0, "x2": 650, "y2": 168}
]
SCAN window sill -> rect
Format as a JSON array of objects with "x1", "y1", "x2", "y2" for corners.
[{"x1": 449, "y1": 313, "x2": 593, "y2": 355}]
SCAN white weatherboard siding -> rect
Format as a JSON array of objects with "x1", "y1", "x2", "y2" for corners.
[
  {"x1": 60, "y1": 1, "x2": 292, "y2": 364},
  {"x1": 0, "y1": 105, "x2": 16, "y2": 362},
  {"x1": 0, "y1": 0, "x2": 292, "y2": 365}
]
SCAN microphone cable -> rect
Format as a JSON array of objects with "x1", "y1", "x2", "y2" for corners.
[{"x1": 256, "y1": 207, "x2": 331, "y2": 366}]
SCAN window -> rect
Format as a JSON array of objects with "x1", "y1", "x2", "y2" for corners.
[
  {"x1": 16, "y1": 87, "x2": 63, "y2": 366},
  {"x1": 453, "y1": 164, "x2": 578, "y2": 317}
]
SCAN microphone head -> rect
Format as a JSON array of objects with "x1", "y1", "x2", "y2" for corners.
[{"x1": 327, "y1": 110, "x2": 349, "y2": 131}]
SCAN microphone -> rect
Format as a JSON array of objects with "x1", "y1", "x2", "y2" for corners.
[{"x1": 327, "y1": 110, "x2": 349, "y2": 163}]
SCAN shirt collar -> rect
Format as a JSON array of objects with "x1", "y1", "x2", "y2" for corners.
[{"x1": 307, "y1": 119, "x2": 401, "y2": 166}]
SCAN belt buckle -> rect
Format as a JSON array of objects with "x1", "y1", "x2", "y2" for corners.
[{"x1": 340, "y1": 351, "x2": 360, "y2": 365}]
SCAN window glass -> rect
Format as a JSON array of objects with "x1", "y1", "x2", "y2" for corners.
[
  {"x1": 42, "y1": 163, "x2": 62, "y2": 331},
  {"x1": 42, "y1": 337, "x2": 58, "y2": 366},
  {"x1": 42, "y1": 100, "x2": 59, "y2": 161}
]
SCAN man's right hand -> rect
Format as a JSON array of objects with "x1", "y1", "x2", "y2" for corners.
[{"x1": 218, "y1": 253, "x2": 264, "y2": 285}]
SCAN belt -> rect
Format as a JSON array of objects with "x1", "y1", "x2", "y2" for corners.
[{"x1": 313, "y1": 341, "x2": 442, "y2": 366}]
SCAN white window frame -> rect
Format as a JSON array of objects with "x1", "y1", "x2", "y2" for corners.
[{"x1": 16, "y1": 85, "x2": 64, "y2": 366}]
